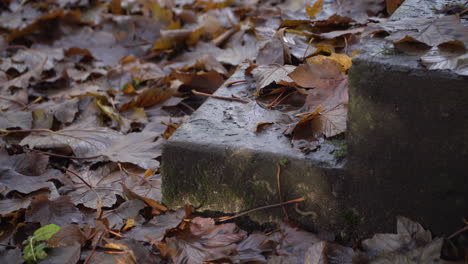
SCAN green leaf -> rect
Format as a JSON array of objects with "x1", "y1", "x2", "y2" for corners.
[
  {"x1": 23, "y1": 225, "x2": 61, "y2": 263},
  {"x1": 33, "y1": 224, "x2": 61, "y2": 241}
]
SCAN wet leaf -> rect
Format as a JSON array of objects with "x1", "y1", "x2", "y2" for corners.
[
  {"x1": 125, "y1": 208, "x2": 187, "y2": 242},
  {"x1": 41, "y1": 243, "x2": 81, "y2": 264},
  {"x1": 88, "y1": 239, "x2": 160, "y2": 264},
  {"x1": 100, "y1": 131, "x2": 163, "y2": 169},
  {"x1": 251, "y1": 64, "x2": 296, "y2": 91},
  {"x1": 0, "y1": 149, "x2": 60, "y2": 194},
  {"x1": 61, "y1": 163, "x2": 123, "y2": 209},
  {"x1": 375, "y1": 15, "x2": 468, "y2": 48},
  {"x1": 159, "y1": 217, "x2": 247, "y2": 264},
  {"x1": 103, "y1": 199, "x2": 145, "y2": 229},
  {"x1": 363, "y1": 216, "x2": 433, "y2": 257},
  {"x1": 0, "y1": 111, "x2": 33, "y2": 130},
  {"x1": 0, "y1": 198, "x2": 32, "y2": 215},
  {"x1": 26, "y1": 196, "x2": 84, "y2": 227},
  {"x1": 20, "y1": 126, "x2": 121, "y2": 157},
  {"x1": 306, "y1": 0, "x2": 324, "y2": 19},
  {"x1": 420, "y1": 47, "x2": 468, "y2": 76},
  {"x1": 47, "y1": 224, "x2": 86, "y2": 248}
]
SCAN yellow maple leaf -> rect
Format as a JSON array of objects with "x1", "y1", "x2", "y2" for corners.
[{"x1": 306, "y1": 0, "x2": 323, "y2": 19}]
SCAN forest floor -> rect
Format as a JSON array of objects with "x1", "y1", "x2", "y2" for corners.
[{"x1": 0, "y1": 0, "x2": 467, "y2": 263}]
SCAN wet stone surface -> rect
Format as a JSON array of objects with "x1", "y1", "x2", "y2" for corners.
[
  {"x1": 162, "y1": 64, "x2": 347, "y2": 233},
  {"x1": 347, "y1": 0, "x2": 468, "y2": 235}
]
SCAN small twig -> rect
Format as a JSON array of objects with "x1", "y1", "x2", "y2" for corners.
[
  {"x1": 0, "y1": 96, "x2": 26, "y2": 107},
  {"x1": 448, "y1": 224, "x2": 468, "y2": 239},
  {"x1": 84, "y1": 232, "x2": 104, "y2": 264},
  {"x1": 344, "y1": 36, "x2": 349, "y2": 55},
  {"x1": 226, "y1": 80, "x2": 248, "y2": 86},
  {"x1": 191, "y1": 90, "x2": 249, "y2": 104},
  {"x1": 108, "y1": 230, "x2": 124, "y2": 238},
  {"x1": 21, "y1": 96, "x2": 42, "y2": 110},
  {"x1": 266, "y1": 91, "x2": 286, "y2": 108},
  {"x1": 144, "y1": 235, "x2": 162, "y2": 247},
  {"x1": 179, "y1": 102, "x2": 196, "y2": 112},
  {"x1": 216, "y1": 197, "x2": 305, "y2": 222},
  {"x1": 460, "y1": 8, "x2": 468, "y2": 15},
  {"x1": 30, "y1": 149, "x2": 101, "y2": 160},
  {"x1": 276, "y1": 163, "x2": 289, "y2": 220},
  {"x1": 272, "y1": 91, "x2": 294, "y2": 107},
  {"x1": 302, "y1": 37, "x2": 314, "y2": 61}
]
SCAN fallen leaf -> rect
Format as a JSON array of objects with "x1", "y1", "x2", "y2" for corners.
[
  {"x1": 103, "y1": 199, "x2": 145, "y2": 229},
  {"x1": 251, "y1": 64, "x2": 296, "y2": 91},
  {"x1": 307, "y1": 53, "x2": 353, "y2": 72},
  {"x1": 47, "y1": 224, "x2": 87, "y2": 248},
  {"x1": 88, "y1": 239, "x2": 160, "y2": 264},
  {"x1": 0, "y1": 111, "x2": 33, "y2": 130},
  {"x1": 306, "y1": 0, "x2": 324, "y2": 19},
  {"x1": 0, "y1": 149, "x2": 60, "y2": 194},
  {"x1": 420, "y1": 47, "x2": 468, "y2": 76},
  {"x1": 61, "y1": 163, "x2": 123, "y2": 209},
  {"x1": 159, "y1": 217, "x2": 247, "y2": 264},
  {"x1": 125, "y1": 208, "x2": 187, "y2": 242},
  {"x1": 289, "y1": 61, "x2": 345, "y2": 89},
  {"x1": 99, "y1": 131, "x2": 163, "y2": 169},
  {"x1": 374, "y1": 15, "x2": 468, "y2": 48},
  {"x1": 26, "y1": 196, "x2": 84, "y2": 227},
  {"x1": 0, "y1": 198, "x2": 31, "y2": 215}
]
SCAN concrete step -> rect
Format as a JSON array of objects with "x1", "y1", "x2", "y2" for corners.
[
  {"x1": 162, "y1": 0, "x2": 468, "y2": 236},
  {"x1": 347, "y1": 0, "x2": 468, "y2": 235},
  {"x1": 162, "y1": 64, "x2": 347, "y2": 232}
]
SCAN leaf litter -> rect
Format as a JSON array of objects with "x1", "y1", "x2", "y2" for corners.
[{"x1": 0, "y1": 0, "x2": 466, "y2": 263}]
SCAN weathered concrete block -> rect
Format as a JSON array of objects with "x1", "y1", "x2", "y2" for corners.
[
  {"x1": 162, "y1": 65, "x2": 347, "y2": 232},
  {"x1": 347, "y1": 0, "x2": 468, "y2": 235}
]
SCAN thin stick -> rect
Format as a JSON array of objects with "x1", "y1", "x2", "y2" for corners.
[
  {"x1": 344, "y1": 36, "x2": 348, "y2": 55},
  {"x1": 276, "y1": 163, "x2": 289, "y2": 220},
  {"x1": 30, "y1": 149, "x2": 101, "y2": 160},
  {"x1": 21, "y1": 96, "x2": 42, "y2": 110},
  {"x1": 108, "y1": 230, "x2": 124, "y2": 238},
  {"x1": 448, "y1": 224, "x2": 468, "y2": 239},
  {"x1": 266, "y1": 91, "x2": 285, "y2": 108},
  {"x1": 179, "y1": 102, "x2": 196, "y2": 112},
  {"x1": 191, "y1": 90, "x2": 249, "y2": 104},
  {"x1": 216, "y1": 197, "x2": 304, "y2": 222},
  {"x1": 226, "y1": 80, "x2": 248, "y2": 86},
  {"x1": 271, "y1": 91, "x2": 294, "y2": 108},
  {"x1": 84, "y1": 232, "x2": 104, "y2": 264},
  {"x1": 0, "y1": 96, "x2": 26, "y2": 107}
]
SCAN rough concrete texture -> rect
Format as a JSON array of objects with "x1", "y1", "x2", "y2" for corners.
[
  {"x1": 162, "y1": 65, "x2": 348, "y2": 232},
  {"x1": 348, "y1": 0, "x2": 468, "y2": 235}
]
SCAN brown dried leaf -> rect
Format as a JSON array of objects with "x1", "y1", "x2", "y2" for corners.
[
  {"x1": 26, "y1": 196, "x2": 84, "y2": 226},
  {"x1": 61, "y1": 164, "x2": 123, "y2": 208},
  {"x1": 103, "y1": 199, "x2": 145, "y2": 229},
  {"x1": 0, "y1": 149, "x2": 60, "y2": 194},
  {"x1": 289, "y1": 61, "x2": 345, "y2": 89},
  {"x1": 48, "y1": 224, "x2": 87, "y2": 248},
  {"x1": 159, "y1": 217, "x2": 247, "y2": 264},
  {"x1": 125, "y1": 208, "x2": 187, "y2": 242},
  {"x1": 251, "y1": 64, "x2": 296, "y2": 91}
]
